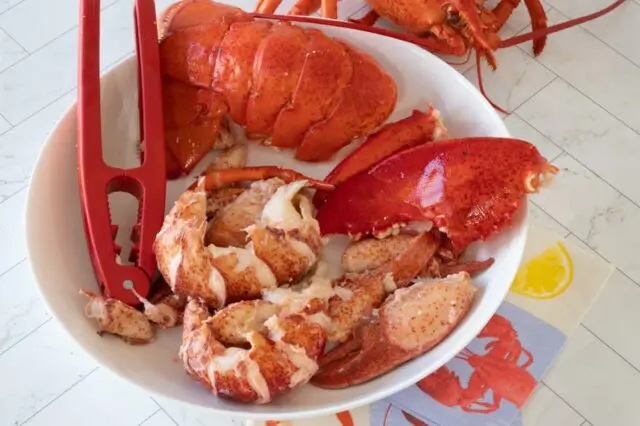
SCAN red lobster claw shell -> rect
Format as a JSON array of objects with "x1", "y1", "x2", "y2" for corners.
[{"x1": 316, "y1": 137, "x2": 558, "y2": 251}]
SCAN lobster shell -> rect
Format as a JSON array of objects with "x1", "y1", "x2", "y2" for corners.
[
  {"x1": 315, "y1": 137, "x2": 558, "y2": 251},
  {"x1": 157, "y1": 0, "x2": 398, "y2": 177}
]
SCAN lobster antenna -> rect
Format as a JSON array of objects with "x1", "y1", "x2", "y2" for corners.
[
  {"x1": 475, "y1": 51, "x2": 509, "y2": 115},
  {"x1": 500, "y1": 0, "x2": 627, "y2": 49},
  {"x1": 250, "y1": 13, "x2": 457, "y2": 55}
]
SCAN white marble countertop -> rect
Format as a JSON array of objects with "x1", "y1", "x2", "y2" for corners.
[{"x1": 1, "y1": 0, "x2": 640, "y2": 425}]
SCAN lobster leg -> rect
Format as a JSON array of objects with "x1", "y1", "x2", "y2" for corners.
[
  {"x1": 523, "y1": 0, "x2": 548, "y2": 55},
  {"x1": 255, "y1": 0, "x2": 283, "y2": 14},
  {"x1": 491, "y1": 0, "x2": 547, "y2": 55},
  {"x1": 199, "y1": 166, "x2": 335, "y2": 192},
  {"x1": 321, "y1": 0, "x2": 337, "y2": 18},
  {"x1": 287, "y1": 0, "x2": 337, "y2": 18},
  {"x1": 520, "y1": 347, "x2": 534, "y2": 369}
]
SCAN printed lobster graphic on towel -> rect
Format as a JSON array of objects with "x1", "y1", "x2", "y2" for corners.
[{"x1": 417, "y1": 314, "x2": 537, "y2": 413}]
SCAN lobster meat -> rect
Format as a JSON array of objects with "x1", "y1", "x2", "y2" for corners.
[
  {"x1": 157, "y1": 0, "x2": 400, "y2": 178},
  {"x1": 311, "y1": 272, "x2": 478, "y2": 388},
  {"x1": 153, "y1": 166, "x2": 332, "y2": 308}
]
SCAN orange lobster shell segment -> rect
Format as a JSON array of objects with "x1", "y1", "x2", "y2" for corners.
[
  {"x1": 270, "y1": 29, "x2": 353, "y2": 148},
  {"x1": 212, "y1": 21, "x2": 272, "y2": 124},
  {"x1": 245, "y1": 21, "x2": 309, "y2": 138},
  {"x1": 162, "y1": 78, "x2": 228, "y2": 176},
  {"x1": 158, "y1": 0, "x2": 249, "y2": 33},
  {"x1": 295, "y1": 44, "x2": 398, "y2": 162}
]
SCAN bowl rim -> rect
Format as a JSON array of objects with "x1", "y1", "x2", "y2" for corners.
[{"x1": 24, "y1": 30, "x2": 525, "y2": 420}]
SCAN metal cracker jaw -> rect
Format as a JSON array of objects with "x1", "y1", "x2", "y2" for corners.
[{"x1": 77, "y1": 0, "x2": 166, "y2": 306}]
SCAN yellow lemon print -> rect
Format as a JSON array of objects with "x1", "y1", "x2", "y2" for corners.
[{"x1": 510, "y1": 241, "x2": 574, "y2": 299}]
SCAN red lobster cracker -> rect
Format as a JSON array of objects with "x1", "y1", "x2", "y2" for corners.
[
  {"x1": 315, "y1": 137, "x2": 559, "y2": 251},
  {"x1": 77, "y1": 0, "x2": 165, "y2": 306}
]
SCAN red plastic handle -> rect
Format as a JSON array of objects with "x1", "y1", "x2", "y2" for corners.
[{"x1": 77, "y1": 0, "x2": 165, "y2": 306}]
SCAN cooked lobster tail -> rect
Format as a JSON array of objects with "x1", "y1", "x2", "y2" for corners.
[{"x1": 157, "y1": 0, "x2": 397, "y2": 178}]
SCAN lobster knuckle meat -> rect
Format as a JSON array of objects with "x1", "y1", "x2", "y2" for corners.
[
  {"x1": 327, "y1": 231, "x2": 440, "y2": 343},
  {"x1": 316, "y1": 137, "x2": 558, "y2": 251},
  {"x1": 341, "y1": 234, "x2": 416, "y2": 274},
  {"x1": 206, "y1": 178, "x2": 284, "y2": 247},
  {"x1": 210, "y1": 300, "x2": 278, "y2": 347},
  {"x1": 311, "y1": 272, "x2": 478, "y2": 388}
]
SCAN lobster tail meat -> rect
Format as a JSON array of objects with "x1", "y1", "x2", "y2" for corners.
[
  {"x1": 245, "y1": 22, "x2": 308, "y2": 137},
  {"x1": 162, "y1": 79, "x2": 230, "y2": 178},
  {"x1": 312, "y1": 272, "x2": 478, "y2": 388},
  {"x1": 212, "y1": 21, "x2": 272, "y2": 124},
  {"x1": 156, "y1": 0, "x2": 398, "y2": 177},
  {"x1": 316, "y1": 137, "x2": 558, "y2": 250},
  {"x1": 270, "y1": 28, "x2": 353, "y2": 148},
  {"x1": 295, "y1": 44, "x2": 397, "y2": 162}
]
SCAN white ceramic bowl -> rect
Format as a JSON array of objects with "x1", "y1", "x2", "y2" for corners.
[{"x1": 25, "y1": 21, "x2": 526, "y2": 421}]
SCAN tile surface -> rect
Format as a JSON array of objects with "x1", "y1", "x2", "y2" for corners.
[
  {"x1": 522, "y1": 384, "x2": 584, "y2": 426},
  {"x1": 0, "y1": 27, "x2": 27, "y2": 72},
  {"x1": 2, "y1": 0, "x2": 640, "y2": 425},
  {"x1": 544, "y1": 326, "x2": 640, "y2": 426}
]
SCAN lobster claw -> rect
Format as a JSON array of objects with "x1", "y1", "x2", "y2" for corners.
[
  {"x1": 311, "y1": 272, "x2": 477, "y2": 388},
  {"x1": 316, "y1": 137, "x2": 559, "y2": 251}
]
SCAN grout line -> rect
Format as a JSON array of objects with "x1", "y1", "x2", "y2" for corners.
[
  {"x1": 0, "y1": 0, "x2": 122, "y2": 82},
  {"x1": 0, "y1": 317, "x2": 51, "y2": 358},
  {"x1": 513, "y1": 8, "x2": 640, "y2": 139},
  {"x1": 540, "y1": 380, "x2": 588, "y2": 422},
  {"x1": 581, "y1": 421, "x2": 591, "y2": 426},
  {"x1": 149, "y1": 398, "x2": 180, "y2": 426},
  {"x1": 19, "y1": 367, "x2": 100, "y2": 425},
  {"x1": 517, "y1": 115, "x2": 640, "y2": 221},
  {"x1": 508, "y1": 76, "x2": 559, "y2": 116},
  {"x1": 566, "y1": 228, "x2": 640, "y2": 289},
  {"x1": 138, "y1": 408, "x2": 161, "y2": 426},
  {"x1": 0, "y1": 184, "x2": 28, "y2": 207},
  {"x1": 549, "y1": 2, "x2": 640, "y2": 70},
  {"x1": 0, "y1": 110, "x2": 10, "y2": 129},
  {"x1": 581, "y1": 324, "x2": 640, "y2": 375},
  {"x1": 528, "y1": 198, "x2": 571, "y2": 237},
  {"x1": 345, "y1": 3, "x2": 369, "y2": 20},
  {"x1": 0, "y1": 257, "x2": 25, "y2": 280},
  {"x1": 0, "y1": 0, "x2": 26, "y2": 17},
  {"x1": 0, "y1": 43, "x2": 132, "y2": 137},
  {"x1": 0, "y1": 25, "x2": 27, "y2": 53},
  {"x1": 0, "y1": 87, "x2": 74, "y2": 136},
  {"x1": 0, "y1": 27, "x2": 77, "y2": 79},
  {"x1": 512, "y1": 111, "x2": 565, "y2": 153}
]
